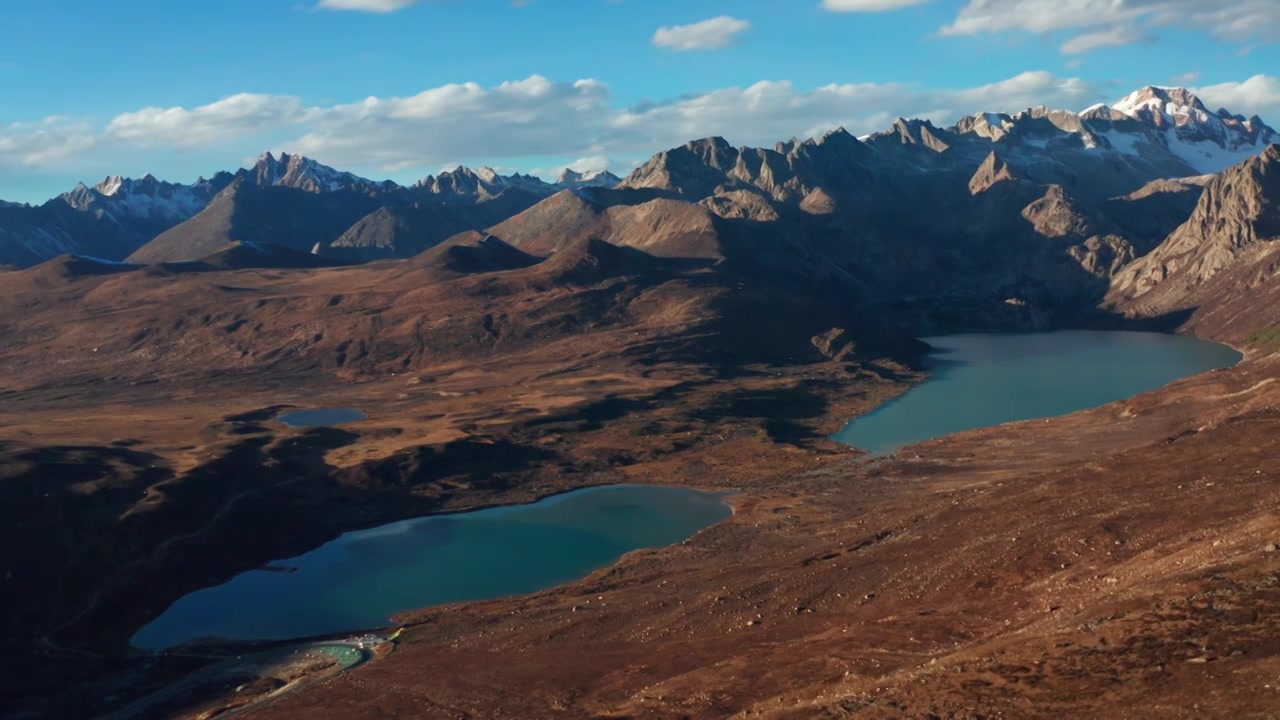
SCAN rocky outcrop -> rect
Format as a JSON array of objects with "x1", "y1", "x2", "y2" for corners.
[
  {"x1": 1108, "y1": 145, "x2": 1280, "y2": 343},
  {"x1": 1022, "y1": 185, "x2": 1106, "y2": 239},
  {"x1": 252, "y1": 152, "x2": 397, "y2": 195},
  {"x1": 969, "y1": 152, "x2": 1018, "y2": 194},
  {"x1": 1112, "y1": 145, "x2": 1279, "y2": 299}
]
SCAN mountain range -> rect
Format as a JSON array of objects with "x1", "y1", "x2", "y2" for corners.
[
  {"x1": 1, "y1": 85, "x2": 1276, "y2": 334},
  {"x1": 0, "y1": 153, "x2": 623, "y2": 268}
]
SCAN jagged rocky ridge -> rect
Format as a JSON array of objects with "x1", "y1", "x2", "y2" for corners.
[
  {"x1": 2, "y1": 85, "x2": 1276, "y2": 283},
  {"x1": 475, "y1": 89, "x2": 1275, "y2": 335},
  {"x1": 1105, "y1": 144, "x2": 1280, "y2": 344},
  {"x1": 0, "y1": 154, "x2": 624, "y2": 266}
]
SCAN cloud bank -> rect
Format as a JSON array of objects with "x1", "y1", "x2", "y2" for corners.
[{"x1": 2, "y1": 71, "x2": 1276, "y2": 183}]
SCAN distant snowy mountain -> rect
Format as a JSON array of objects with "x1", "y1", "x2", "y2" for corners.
[
  {"x1": 413, "y1": 165, "x2": 620, "y2": 200},
  {"x1": 942, "y1": 86, "x2": 1277, "y2": 180},
  {"x1": 0, "y1": 154, "x2": 395, "y2": 266},
  {"x1": 415, "y1": 166, "x2": 539, "y2": 200},
  {"x1": 555, "y1": 168, "x2": 623, "y2": 189},
  {"x1": 64, "y1": 173, "x2": 224, "y2": 223},
  {"x1": 252, "y1": 152, "x2": 398, "y2": 194},
  {"x1": 1, "y1": 85, "x2": 1272, "y2": 268},
  {"x1": 0, "y1": 173, "x2": 234, "y2": 267},
  {"x1": 1081, "y1": 86, "x2": 1276, "y2": 174}
]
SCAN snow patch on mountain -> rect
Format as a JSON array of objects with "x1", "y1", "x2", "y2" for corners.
[
  {"x1": 1162, "y1": 132, "x2": 1267, "y2": 175},
  {"x1": 81, "y1": 174, "x2": 212, "y2": 222},
  {"x1": 1090, "y1": 86, "x2": 1279, "y2": 174},
  {"x1": 1101, "y1": 129, "x2": 1143, "y2": 156}
]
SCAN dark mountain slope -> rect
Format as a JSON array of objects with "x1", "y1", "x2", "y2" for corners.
[
  {"x1": 126, "y1": 180, "x2": 385, "y2": 264},
  {"x1": 320, "y1": 189, "x2": 546, "y2": 262}
]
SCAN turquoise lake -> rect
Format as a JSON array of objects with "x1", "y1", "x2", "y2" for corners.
[
  {"x1": 833, "y1": 330, "x2": 1241, "y2": 455},
  {"x1": 132, "y1": 485, "x2": 732, "y2": 649}
]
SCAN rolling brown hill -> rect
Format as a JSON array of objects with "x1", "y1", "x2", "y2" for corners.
[
  {"x1": 483, "y1": 188, "x2": 727, "y2": 259},
  {"x1": 408, "y1": 231, "x2": 541, "y2": 276}
]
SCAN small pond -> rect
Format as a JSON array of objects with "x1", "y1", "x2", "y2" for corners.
[
  {"x1": 833, "y1": 330, "x2": 1241, "y2": 455},
  {"x1": 277, "y1": 408, "x2": 367, "y2": 427},
  {"x1": 132, "y1": 484, "x2": 732, "y2": 649}
]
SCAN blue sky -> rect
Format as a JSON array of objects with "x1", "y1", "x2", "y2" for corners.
[{"x1": 1, "y1": 0, "x2": 1278, "y2": 203}]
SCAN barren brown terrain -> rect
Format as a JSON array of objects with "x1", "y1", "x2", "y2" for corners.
[
  {"x1": 2, "y1": 144, "x2": 1278, "y2": 718},
  {"x1": 253, "y1": 353, "x2": 1280, "y2": 720},
  {"x1": 1, "y1": 245, "x2": 1276, "y2": 720}
]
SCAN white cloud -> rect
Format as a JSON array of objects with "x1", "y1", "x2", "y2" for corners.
[
  {"x1": 529, "y1": 155, "x2": 634, "y2": 179},
  {"x1": 0, "y1": 117, "x2": 99, "y2": 168},
  {"x1": 822, "y1": 0, "x2": 932, "y2": 11},
  {"x1": 561, "y1": 155, "x2": 613, "y2": 173},
  {"x1": 941, "y1": 0, "x2": 1280, "y2": 54},
  {"x1": 1060, "y1": 25, "x2": 1149, "y2": 54},
  {"x1": 652, "y1": 16, "x2": 750, "y2": 51},
  {"x1": 290, "y1": 76, "x2": 612, "y2": 170},
  {"x1": 1194, "y1": 74, "x2": 1280, "y2": 120},
  {"x1": 106, "y1": 94, "x2": 310, "y2": 148},
  {"x1": 316, "y1": 0, "x2": 422, "y2": 12},
  {"x1": 605, "y1": 71, "x2": 1104, "y2": 152},
  {"x1": 1172, "y1": 71, "x2": 1201, "y2": 85},
  {"x1": 9, "y1": 71, "x2": 1279, "y2": 184}
]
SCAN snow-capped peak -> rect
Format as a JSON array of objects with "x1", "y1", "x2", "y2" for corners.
[
  {"x1": 413, "y1": 165, "x2": 557, "y2": 198},
  {"x1": 1111, "y1": 86, "x2": 1213, "y2": 126},
  {"x1": 96, "y1": 176, "x2": 126, "y2": 196},
  {"x1": 921, "y1": 84, "x2": 1279, "y2": 177},
  {"x1": 251, "y1": 152, "x2": 393, "y2": 194},
  {"x1": 554, "y1": 168, "x2": 621, "y2": 188}
]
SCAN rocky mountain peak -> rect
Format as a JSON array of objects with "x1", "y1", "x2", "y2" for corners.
[
  {"x1": 554, "y1": 168, "x2": 622, "y2": 189},
  {"x1": 814, "y1": 126, "x2": 866, "y2": 153},
  {"x1": 95, "y1": 176, "x2": 127, "y2": 196},
  {"x1": 1110, "y1": 144, "x2": 1280, "y2": 305},
  {"x1": 884, "y1": 117, "x2": 952, "y2": 151},
  {"x1": 250, "y1": 151, "x2": 391, "y2": 194},
  {"x1": 412, "y1": 165, "x2": 561, "y2": 200},
  {"x1": 1112, "y1": 86, "x2": 1213, "y2": 128},
  {"x1": 969, "y1": 151, "x2": 1019, "y2": 194},
  {"x1": 684, "y1": 136, "x2": 739, "y2": 171},
  {"x1": 474, "y1": 166, "x2": 502, "y2": 183}
]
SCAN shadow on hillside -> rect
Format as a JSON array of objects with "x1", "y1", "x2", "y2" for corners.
[
  {"x1": 1073, "y1": 306, "x2": 1200, "y2": 333},
  {"x1": 692, "y1": 384, "x2": 834, "y2": 446}
]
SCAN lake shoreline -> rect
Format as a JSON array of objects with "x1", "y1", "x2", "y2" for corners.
[{"x1": 4, "y1": 315, "x2": 1275, "y2": 717}]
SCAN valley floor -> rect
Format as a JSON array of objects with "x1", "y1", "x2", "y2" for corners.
[
  {"x1": 248, "y1": 352, "x2": 1280, "y2": 720},
  {"x1": 2, "y1": 325, "x2": 1278, "y2": 718}
]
